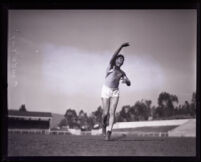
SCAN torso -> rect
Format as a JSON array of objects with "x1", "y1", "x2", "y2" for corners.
[{"x1": 104, "y1": 66, "x2": 124, "y2": 89}]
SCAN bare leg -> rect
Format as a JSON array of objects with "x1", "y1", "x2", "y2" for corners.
[
  {"x1": 101, "y1": 98, "x2": 110, "y2": 135},
  {"x1": 108, "y1": 97, "x2": 119, "y2": 132}
]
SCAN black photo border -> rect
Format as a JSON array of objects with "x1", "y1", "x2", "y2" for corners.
[{"x1": 0, "y1": 0, "x2": 200, "y2": 162}]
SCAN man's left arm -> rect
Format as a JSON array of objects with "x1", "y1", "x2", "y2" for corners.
[{"x1": 121, "y1": 72, "x2": 131, "y2": 86}]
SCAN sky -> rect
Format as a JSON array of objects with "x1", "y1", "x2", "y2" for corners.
[{"x1": 8, "y1": 10, "x2": 197, "y2": 115}]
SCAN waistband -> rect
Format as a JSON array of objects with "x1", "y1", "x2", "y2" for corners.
[{"x1": 103, "y1": 84, "x2": 119, "y2": 91}]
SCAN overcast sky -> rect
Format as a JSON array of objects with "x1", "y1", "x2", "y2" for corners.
[{"x1": 8, "y1": 10, "x2": 196, "y2": 115}]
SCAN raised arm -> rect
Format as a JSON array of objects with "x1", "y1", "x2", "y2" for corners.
[{"x1": 109, "y1": 42, "x2": 130, "y2": 67}]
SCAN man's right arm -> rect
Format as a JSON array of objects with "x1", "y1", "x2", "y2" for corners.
[{"x1": 109, "y1": 42, "x2": 130, "y2": 68}]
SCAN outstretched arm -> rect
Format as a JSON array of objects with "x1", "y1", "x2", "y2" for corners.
[{"x1": 109, "y1": 42, "x2": 130, "y2": 67}]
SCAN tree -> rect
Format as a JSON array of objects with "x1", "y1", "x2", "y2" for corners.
[
  {"x1": 78, "y1": 110, "x2": 89, "y2": 130},
  {"x1": 58, "y1": 118, "x2": 68, "y2": 127},
  {"x1": 151, "y1": 106, "x2": 158, "y2": 119},
  {"x1": 171, "y1": 95, "x2": 179, "y2": 106},
  {"x1": 19, "y1": 104, "x2": 27, "y2": 112},
  {"x1": 190, "y1": 92, "x2": 196, "y2": 117},
  {"x1": 191, "y1": 92, "x2": 196, "y2": 105},
  {"x1": 129, "y1": 100, "x2": 150, "y2": 121},
  {"x1": 87, "y1": 115, "x2": 95, "y2": 130},
  {"x1": 183, "y1": 100, "x2": 191, "y2": 115},
  {"x1": 136, "y1": 101, "x2": 150, "y2": 121},
  {"x1": 64, "y1": 109, "x2": 79, "y2": 129},
  {"x1": 119, "y1": 105, "x2": 131, "y2": 122},
  {"x1": 93, "y1": 106, "x2": 103, "y2": 125},
  {"x1": 129, "y1": 105, "x2": 139, "y2": 121},
  {"x1": 144, "y1": 100, "x2": 152, "y2": 118},
  {"x1": 115, "y1": 112, "x2": 121, "y2": 122},
  {"x1": 145, "y1": 100, "x2": 152, "y2": 108},
  {"x1": 158, "y1": 92, "x2": 178, "y2": 117},
  {"x1": 153, "y1": 106, "x2": 163, "y2": 119},
  {"x1": 158, "y1": 92, "x2": 170, "y2": 107},
  {"x1": 78, "y1": 110, "x2": 84, "y2": 117}
]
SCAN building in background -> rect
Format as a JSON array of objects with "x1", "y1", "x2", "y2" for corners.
[{"x1": 8, "y1": 109, "x2": 52, "y2": 134}]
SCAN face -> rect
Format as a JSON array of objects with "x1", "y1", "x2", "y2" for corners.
[{"x1": 115, "y1": 56, "x2": 124, "y2": 67}]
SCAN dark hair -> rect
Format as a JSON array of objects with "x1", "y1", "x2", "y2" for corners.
[{"x1": 115, "y1": 54, "x2": 125, "y2": 61}]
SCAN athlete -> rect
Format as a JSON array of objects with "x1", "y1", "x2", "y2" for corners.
[{"x1": 101, "y1": 42, "x2": 131, "y2": 140}]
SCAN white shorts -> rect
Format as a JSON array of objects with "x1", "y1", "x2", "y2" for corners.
[{"x1": 101, "y1": 84, "x2": 119, "y2": 99}]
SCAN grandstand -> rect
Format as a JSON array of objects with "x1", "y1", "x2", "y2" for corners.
[{"x1": 8, "y1": 109, "x2": 52, "y2": 134}]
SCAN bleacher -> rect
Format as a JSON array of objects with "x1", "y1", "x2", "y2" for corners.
[{"x1": 8, "y1": 109, "x2": 52, "y2": 134}]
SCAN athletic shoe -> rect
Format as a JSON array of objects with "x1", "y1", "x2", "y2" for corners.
[{"x1": 105, "y1": 131, "x2": 112, "y2": 141}]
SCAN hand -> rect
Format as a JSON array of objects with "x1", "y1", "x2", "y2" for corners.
[
  {"x1": 122, "y1": 78, "x2": 131, "y2": 86},
  {"x1": 126, "y1": 80, "x2": 131, "y2": 86},
  {"x1": 121, "y1": 42, "x2": 130, "y2": 47}
]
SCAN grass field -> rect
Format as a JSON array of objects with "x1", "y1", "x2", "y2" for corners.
[{"x1": 8, "y1": 133, "x2": 196, "y2": 156}]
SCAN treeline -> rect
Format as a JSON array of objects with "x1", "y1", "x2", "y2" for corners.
[{"x1": 57, "y1": 92, "x2": 196, "y2": 130}]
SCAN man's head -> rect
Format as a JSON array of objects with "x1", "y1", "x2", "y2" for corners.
[{"x1": 115, "y1": 55, "x2": 124, "y2": 67}]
